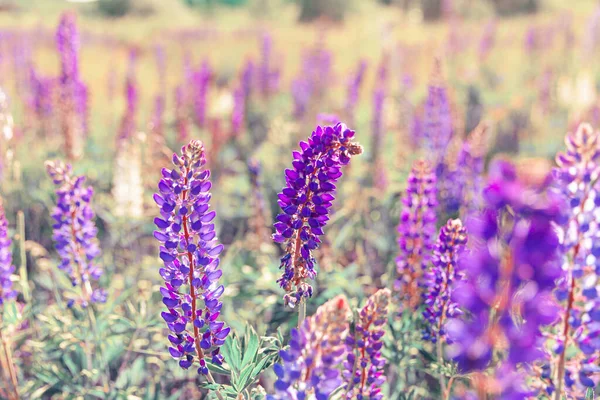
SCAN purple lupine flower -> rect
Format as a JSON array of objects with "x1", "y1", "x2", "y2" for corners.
[
  {"x1": 29, "y1": 66, "x2": 55, "y2": 121},
  {"x1": 371, "y1": 86, "x2": 385, "y2": 163},
  {"x1": 422, "y1": 219, "x2": 467, "y2": 343},
  {"x1": 395, "y1": 160, "x2": 437, "y2": 311},
  {"x1": 117, "y1": 50, "x2": 138, "y2": 144},
  {"x1": 548, "y1": 123, "x2": 600, "y2": 396},
  {"x1": 56, "y1": 12, "x2": 86, "y2": 159},
  {"x1": 45, "y1": 160, "x2": 106, "y2": 307},
  {"x1": 193, "y1": 60, "x2": 211, "y2": 129},
  {"x1": 269, "y1": 295, "x2": 351, "y2": 399},
  {"x1": 343, "y1": 288, "x2": 391, "y2": 400},
  {"x1": 259, "y1": 32, "x2": 279, "y2": 97},
  {"x1": 154, "y1": 140, "x2": 229, "y2": 375},
  {"x1": 56, "y1": 12, "x2": 80, "y2": 86},
  {"x1": 230, "y1": 86, "x2": 245, "y2": 137},
  {"x1": 447, "y1": 160, "x2": 563, "y2": 396},
  {"x1": 175, "y1": 85, "x2": 190, "y2": 143},
  {"x1": 291, "y1": 45, "x2": 333, "y2": 119},
  {"x1": 344, "y1": 59, "x2": 367, "y2": 122},
  {"x1": 0, "y1": 198, "x2": 16, "y2": 307},
  {"x1": 273, "y1": 123, "x2": 363, "y2": 308},
  {"x1": 240, "y1": 59, "x2": 254, "y2": 99},
  {"x1": 291, "y1": 77, "x2": 311, "y2": 119},
  {"x1": 455, "y1": 123, "x2": 488, "y2": 218},
  {"x1": 423, "y1": 77, "x2": 453, "y2": 175},
  {"x1": 150, "y1": 95, "x2": 165, "y2": 140}
]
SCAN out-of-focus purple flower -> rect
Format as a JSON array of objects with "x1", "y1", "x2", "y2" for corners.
[
  {"x1": 455, "y1": 123, "x2": 488, "y2": 218},
  {"x1": 447, "y1": 160, "x2": 563, "y2": 396},
  {"x1": 524, "y1": 25, "x2": 540, "y2": 54},
  {"x1": 230, "y1": 86, "x2": 245, "y2": 137},
  {"x1": 0, "y1": 198, "x2": 16, "y2": 307},
  {"x1": 117, "y1": 50, "x2": 138, "y2": 144},
  {"x1": 344, "y1": 60, "x2": 367, "y2": 122},
  {"x1": 154, "y1": 140, "x2": 229, "y2": 375},
  {"x1": 547, "y1": 123, "x2": 600, "y2": 396},
  {"x1": 422, "y1": 219, "x2": 467, "y2": 343},
  {"x1": 291, "y1": 45, "x2": 333, "y2": 119},
  {"x1": 423, "y1": 77, "x2": 453, "y2": 174},
  {"x1": 343, "y1": 289, "x2": 390, "y2": 400},
  {"x1": 154, "y1": 44, "x2": 166, "y2": 95},
  {"x1": 395, "y1": 160, "x2": 437, "y2": 311},
  {"x1": 56, "y1": 12, "x2": 86, "y2": 159},
  {"x1": 272, "y1": 123, "x2": 363, "y2": 308},
  {"x1": 478, "y1": 20, "x2": 496, "y2": 61},
  {"x1": 291, "y1": 77, "x2": 311, "y2": 119},
  {"x1": 584, "y1": 5, "x2": 600, "y2": 54},
  {"x1": 193, "y1": 60, "x2": 211, "y2": 129},
  {"x1": 29, "y1": 66, "x2": 55, "y2": 120},
  {"x1": 45, "y1": 160, "x2": 106, "y2": 307},
  {"x1": 259, "y1": 32, "x2": 279, "y2": 97},
  {"x1": 269, "y1": 295, "x2": 351, "y2": 399},
  {"x1": 241, "y1": 59, "x2": 254, "y2": 98},
  {"x1": 56, "y1": 12, "x2": 80, "y2": 86}
]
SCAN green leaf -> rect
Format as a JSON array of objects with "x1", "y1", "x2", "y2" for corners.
[
  {"x1": 207, "y1": 360, "x2": 231, "y2": 376},
  {"x1": 241, "y1": 328, "x2": 260, "y2": 367},
  {"x1": 586, "y1": 388, "x2": 595, "y2": 400}
]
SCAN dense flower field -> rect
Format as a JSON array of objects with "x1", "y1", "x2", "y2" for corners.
[{"x1": 1, "y1": 1, "x2": 600, "y2": 399}]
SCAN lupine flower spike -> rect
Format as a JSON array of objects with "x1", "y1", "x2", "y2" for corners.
[
  {"x1": 46, "y1": 160, "x2": 106, "y2": 307},
  {"x1": 548, "y1": 123, "x2": 600, "y2": 397},
  {"x1": 272, "y1": 123, "x2": 363, "y2": 308},
  {"x1": 154, "y1": 140, "x2": 230, "y2": 377},
  {"x1": 422, "y1": 218, "x2": 467, "y2": 344},
  {"x1": 56, "y1": 12, "x2": 86, "y2": 160},
  {"x1": 268, "y1": 295, "x2": 351, "y2": 399},
  {"x1": 0, "y1": 197, "x2": 16, "y2": 307},
  {"x1": 395, "y1": 159, "x2": 437, "y2": 311},
  {"x1": 344, "y1": 288, "x2": 391, "y2": 400},
  {"x1": 447, "y1": 160, "x2": 563, "y2": 397}
]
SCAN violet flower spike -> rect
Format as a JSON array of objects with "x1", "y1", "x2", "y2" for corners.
[
  {"x1": 154, "y1": 140, "x2": 229, "y2": 376},
  {"x1": 446, "y1": 160, "x2": 564, "y2": 397},
  {"x1": 395, "y1": 159, "x2": 437, "y2": 311},
  {"x1": 548, "y1": 123, "x2": 600, "y2": 397},
  {"x1": 422, "y1": 218, "x2": 467, "y2": 343},
  {"x1": 268, "y1": 295, "x2": 351, "y2": 400},
  {"x1": 0, "y1": 197, "x2": 16, "y2": 307},
  {"x1": 343, "y1": 289, "x2": 391, "y2": 400},
  {"x1": 272, "y1": 123, "x2": 363, "y2": 308},
  {"x1": 45, "y1": 160, "x2": 106, "y2": 307}
]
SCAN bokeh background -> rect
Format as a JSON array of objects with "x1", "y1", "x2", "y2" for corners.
[{"x1": 1, "y1": 0, "x2": 600, "y2": 398}]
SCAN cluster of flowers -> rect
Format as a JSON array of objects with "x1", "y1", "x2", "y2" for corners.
[
  {"x1": 447, "y1": 160, "x2": 564, "y2": 397},
  {"x1": 0, "y1": 197, "x2": 16, "y2": 307},
  {"x1": 272, "y1": 123, "x2": 363, "y2": 308},
  {"x1": 46, "y1": 160, "x2": 107, "y2": 307},
  {"x1": 268, "y1": 289, "x2": 391, "y2": 399},
  {"x1": 155, "y1": 140, "x2": 229, "y2": 375}
]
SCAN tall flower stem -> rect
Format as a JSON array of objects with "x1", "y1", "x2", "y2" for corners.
[
  {"x1": 437, "y1": 339, "x2": 446, "y2": 395},
  {"x1": 206, "y1": 371, "x2": 225, "y2": 400},
  {"x1": 298, "y1": 301, "x2": 306, "y2": 328},
  {"x1": 0, "y1": 315, "x2": 19, "y2": 400},
  {"x1": 554, "y1": 274, "x2": 576, "y2": 400}
]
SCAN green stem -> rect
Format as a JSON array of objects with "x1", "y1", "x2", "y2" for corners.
[{"x1": 298, "y1": 301, "x2": 306, "y2": 329}]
